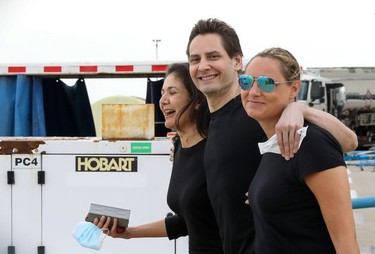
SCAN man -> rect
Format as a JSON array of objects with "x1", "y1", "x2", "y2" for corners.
[{"x1": 186, "y1": 18, "x2": 357, "y2": 253}]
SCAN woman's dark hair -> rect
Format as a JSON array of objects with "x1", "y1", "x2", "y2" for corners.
[{"x1": 165, "y1": 62, "x2": 210, "y2": 140}]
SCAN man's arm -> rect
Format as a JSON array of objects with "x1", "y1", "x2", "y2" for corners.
[{"x1": 276, "y1": 102, "x2": 358, "y2": 159}]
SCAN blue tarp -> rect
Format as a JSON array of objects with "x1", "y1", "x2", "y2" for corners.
[{"x1": 0, "y1": 75, "x2": 46, "y2": 136}]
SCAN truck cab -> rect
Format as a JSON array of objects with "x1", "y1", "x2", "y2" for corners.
[
  {"x1": 297, "y1": 73, "x2": 345, "y2": 118},
  {"x1": 297, "y1": 72, "x2": 375, "y2": 149}
]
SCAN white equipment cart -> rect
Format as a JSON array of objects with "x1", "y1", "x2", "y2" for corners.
[{"x1": 0, "y1": 137, "x2": 188, "y2": 254}]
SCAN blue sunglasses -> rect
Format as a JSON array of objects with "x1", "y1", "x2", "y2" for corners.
[{"x1": 239, "y1": 74, "x2": 291, "y2": 93}]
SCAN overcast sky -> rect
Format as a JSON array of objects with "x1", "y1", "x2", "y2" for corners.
[{"x1": 0, "y1": 0, "x2": 374, "y2": 101}]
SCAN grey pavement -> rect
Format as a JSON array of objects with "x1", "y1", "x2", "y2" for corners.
[{"x1": 349, "y1": 164, "x2": 375, "y2": 254}]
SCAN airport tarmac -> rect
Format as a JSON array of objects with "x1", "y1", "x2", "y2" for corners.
[{"x1": 349, "y1": 164, "x2": 375, "y2": 254}]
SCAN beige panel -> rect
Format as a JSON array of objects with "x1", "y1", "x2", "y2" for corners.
[{"x1": 102, "y1": 104, "x2": 155, "y2": 140}]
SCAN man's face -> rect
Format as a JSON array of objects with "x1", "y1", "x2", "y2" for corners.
[{"x1": 188, "y1": 33, "x2": 241, "y2": 98}]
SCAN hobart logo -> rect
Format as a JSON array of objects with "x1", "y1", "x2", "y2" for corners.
[{"x1": 76, "y1": 156, "x2": 137, "y2": 172}]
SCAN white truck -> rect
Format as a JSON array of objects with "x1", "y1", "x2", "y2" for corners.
[{"x1": 297, "y1": 67, "x2": 375, "y2": 149}]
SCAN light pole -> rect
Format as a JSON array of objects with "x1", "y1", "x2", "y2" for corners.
[{"x1": 153, "y1": 39, "x2": 161, "y2": 60}]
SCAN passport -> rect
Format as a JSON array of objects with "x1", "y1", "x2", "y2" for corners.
[{"x1": 85, "y1": 203, "x2": 130, "y2": 229}]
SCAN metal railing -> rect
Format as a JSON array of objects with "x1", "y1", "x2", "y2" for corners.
[
  {"x1": 352, "y1": 196, "x2": 375, "y2": 209},
  {"x1": 345, "y1": 151, "x2": 375, "y2": 209}
]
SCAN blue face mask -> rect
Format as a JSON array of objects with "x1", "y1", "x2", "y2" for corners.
[{"x1": 72, "y1": 221, "x2": 108, "y2": 250}]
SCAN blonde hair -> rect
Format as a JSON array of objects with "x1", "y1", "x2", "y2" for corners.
[{"x1": 247, "y1": 47, "x2": 300, "y2": 81}]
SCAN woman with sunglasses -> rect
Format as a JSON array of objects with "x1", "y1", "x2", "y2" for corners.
[
  {"x1": 94, "y1": 62, "x2": 224, "y2": 253},
  {"x1": 240, "y1": 47, "x2": 359, "y2": 253}
]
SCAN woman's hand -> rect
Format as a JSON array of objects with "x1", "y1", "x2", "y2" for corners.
[{"x1": 93, "y1": 216, "x2": 129, "y2": 239}]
